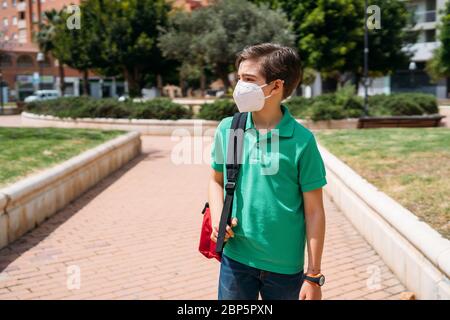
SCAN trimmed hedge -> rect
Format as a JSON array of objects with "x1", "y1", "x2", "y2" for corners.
[
  {"x1": 197, "y1": 99, "x2": 238, "y2": 121},
  {"x1": 285, "y1": 88, "x2": 365, "y2": 121},
  {"x1": 368, "y1": 93, "x2": 438, "y2": 116},
  {"x1": 24, "y1": 97, "x2": 193, "y2": 120},
  {"x1": 285, "y1": 91, "x2": 438, "y2": 121},
  {"x1": 25, "y1": 92, "x2": 438, "y2": 122}
]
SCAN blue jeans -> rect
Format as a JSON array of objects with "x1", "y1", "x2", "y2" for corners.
[{"x1": 218, "y1": 254, "x2": 304, "y2": 300}]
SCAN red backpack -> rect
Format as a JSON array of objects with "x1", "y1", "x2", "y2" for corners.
[{"x1": 199, "y1": 112, "x2": 248, "y2": 262}]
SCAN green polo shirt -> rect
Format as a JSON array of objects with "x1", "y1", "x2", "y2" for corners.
[{"x1": 210, "y1": 104, "x2": 327, "y2": 275}]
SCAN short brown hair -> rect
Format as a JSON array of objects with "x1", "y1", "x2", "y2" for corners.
[{"x1": 235, "y1": 43, "x2": 303, "y2": 99}]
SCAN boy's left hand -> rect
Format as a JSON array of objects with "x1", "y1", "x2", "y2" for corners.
[{"x1": 299, "y1": 281, "x2": 322, "y2": 300}]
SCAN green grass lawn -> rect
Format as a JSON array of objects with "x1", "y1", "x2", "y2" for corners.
[
  {"x1": 0, "y1": 127, "x2": 124, "y2": 188},
  {"x1": 316, "y1": 128, "x2": 450, "y2": 239}
]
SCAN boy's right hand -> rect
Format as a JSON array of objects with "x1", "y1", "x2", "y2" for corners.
[{"x1": 210, "y1": 218, "x2": 238, "y2": 243}]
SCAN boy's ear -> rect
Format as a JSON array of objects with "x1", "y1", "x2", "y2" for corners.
[{"x1": 272, "y1": 79, "x2": 285, "y2": 95}]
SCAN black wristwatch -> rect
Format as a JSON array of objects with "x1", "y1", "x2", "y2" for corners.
[{"x1": 303, "y1": 273, "x2": 325, "y2": 287}]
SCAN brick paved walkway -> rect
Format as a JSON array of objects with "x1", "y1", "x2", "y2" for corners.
[{"x1": 0, "y1": 133, "x2": 407, "y2": 300}]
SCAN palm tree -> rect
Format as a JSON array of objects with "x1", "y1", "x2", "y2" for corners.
[{"x1": 35, "y1": 9, "x2": 66, "y2": 95}]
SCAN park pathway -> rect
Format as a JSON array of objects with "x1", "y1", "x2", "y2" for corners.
[{"x1": 0, "y1": 116, "x2": 407, "y2": 299}]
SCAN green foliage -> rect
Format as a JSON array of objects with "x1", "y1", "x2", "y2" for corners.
[
  {"x1": 309, "y1": 101, "x2": 345, "y2": 121},
  {"x1": 438, "y1": 1, "x2": 450, "y2": 74},
  {"x1": 368, "y1": 93, "x2": 438, "y2": 116},
  {"x1": 25, "y1": 97, "x2": 192, "y2": 120},
  {"x1": 426, "y1": 1, "x2": 450, "y2": 79},
  {"x1": 382, "y1": 96, "x2": 423, "y2": 116},
  {"x1": 159, "y1": 0, "x2": 295, "y2": 90},
  {"x1": 131, "y1": 98, "x2": 193, "y2": 120},
  {"x1": 286, "y1": 86, "x2": 363, "y2": 120},
  {"x1": 283, "y1": 96, "x2": 314, "y2": 119},
  {"x1": 286, "y1": 91, "x2": 436, "y2": 120},
  {"x1": 255, "y1": 0, "x2": 413, "y2": 81},
  {"x1": 197, "y1": 99, "x2": 238, "y2": 121},
  {"x1": 39, "y1": 0, "x2": 171, "y2": 97}
]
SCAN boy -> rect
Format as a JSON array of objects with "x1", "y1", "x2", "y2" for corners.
[{"x1": 209, "y1": 43, "x2": 327, "y2": 300}]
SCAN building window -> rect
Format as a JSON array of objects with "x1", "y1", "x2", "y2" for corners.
[
  {"x1": 425, "y1": 29, "x2": 436, "y2": 43},
  {"x1": 0, "y1": 54, "x2": 13, "y2": 67},
  {"x1": 2, "y1": 1, "x2": 7, "y2": 9},
  {"x1": 12, "y1": 16, "x2": 17, "y2": 25},
  {"x1": 3, "y1": 17, "x2": 8, "y2": 27},
  {"x1": 12, "y1": 32, "x2": 17, "y2": 40},
  {"x1": 17, "y1": 55, "x2": 34, "y2": 68},
  {"x1": 12, "y1": 0, "x2": 16, "y2": 7},
  {"x1": 19, "y1": 12, "x2": 25, "y2": 20}
]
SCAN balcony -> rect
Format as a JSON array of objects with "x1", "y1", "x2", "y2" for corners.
[
  {"x1": 413, "y1": 10, "x2": 437, "y2": 24},
  {"x1": 17, "y1": 20, "x2": 26, "y2": 29},
  {"x1": 17, "y1": 1, "x2": 26, "y2": 12}
]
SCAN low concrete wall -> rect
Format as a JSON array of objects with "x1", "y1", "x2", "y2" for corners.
[
  {"x1": 21, "y1": 112, "x2": 219, "y2": 136},
  {"x1": 22, "y1": 112, "x2": 359, "y2": 134},
  {"x1": 298, "y1": 118, "x2": 359, "y2": 130},
  {"x1": 0, "y1": 107, "x2": 21, "y2": 115},
  {"x1": 439, "y1": 106, "x2": 450, "y2": 128},
  {"x1": 319, "y1": 144, "x2": 450, "y2": 300},
  {"x1": 0, "y1": 131, "x2": 141, "y2": 250}
]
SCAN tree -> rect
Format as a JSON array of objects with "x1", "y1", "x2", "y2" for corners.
[
  {"x1": 89, "y1": 0, "x2": 171, "y2": 97},
  {"x1": 253, "y1": 0, "x2": 414, "y2": 91},
  {"x1": 35, "y1": 9, "x2": 67, "y2": 95},
  {"x1": 159, "y1": 0, "x2": 295, "y2": 92},
  {"x1": 43, "y1": 0, "x2": 171, "y2": 97},
  {"x1": 426, "y1": 1, "x2": 450, "y2": 81}
]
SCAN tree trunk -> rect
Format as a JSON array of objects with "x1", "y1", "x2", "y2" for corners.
[
  {"x1": 200, "y1": 68, "x2": 206, "y2": 97},
  {"x1": 179, "y1": 71, "x2": 186, "y2": 97},
  {"x1": 156, "y1": 74, "x2": 163, "y2": 97},
  {"x1": 82, "y1": 70, "x2": 89, "y2": 96},
  {"x1": 354, "y1": 73, "x2": 361, "y2": 93},
  {"x1": 59, "y1": 63, "x2": 66, "y2": 96},
  {"x1": 322, "y1": 76, "x2": 338, "y2": 93},
  {"x1": 216, "y1": 64, "x2": 231, "y2": 93},
  {"x1": 124, "y1": 67, "x2": 142, "y2": 98}
]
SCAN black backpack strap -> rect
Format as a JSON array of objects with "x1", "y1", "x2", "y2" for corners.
[{"x1": 216, "y1": 111, "x2": 248, "y2": 254}]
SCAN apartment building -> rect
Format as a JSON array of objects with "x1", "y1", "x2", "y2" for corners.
[
  {"x1": 0, "y1": 0, "x2": 212, "y2": 103},
  {"x1": 354, "y1": 0, "x2": 449, "y2": 99},
  {"x1": 392, "y1": 0, "x2": 448, "y2": 98},
  {"x1": 0, "y1": 0, "x2": 126, "y2": 103}
]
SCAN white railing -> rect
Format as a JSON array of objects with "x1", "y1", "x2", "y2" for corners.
[
  {"x1": 413, "y1": 10, "x2": 437, "y2": 23},
  {"x1": 17, "y1": 1, "x2": 26, "y2": 12}
]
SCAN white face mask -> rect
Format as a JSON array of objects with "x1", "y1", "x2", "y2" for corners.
[{"x1": 232, "y1": 80, "x2": 274, "y2": 113}]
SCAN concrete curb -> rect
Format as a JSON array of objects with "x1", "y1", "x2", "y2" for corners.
[
  {"x1": 319, "y1": 144, "x2": 450, "y2": 299},
  {"x1": 0, "y1": 131, "x2": 141, "y2": 250},
  {"x1": 21, "y1": 112, "x2": 219, "y2": 136}
]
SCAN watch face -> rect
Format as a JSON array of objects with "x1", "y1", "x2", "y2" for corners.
[{"x1": 319, "y1": 275, "x2": 325, "y2": 286}]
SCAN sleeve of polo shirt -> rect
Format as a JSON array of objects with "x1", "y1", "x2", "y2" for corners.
[
  {"x1": 299, "y1": 135, "x2": 327, "y2": 192},
  {"x1": 210, "y1": 120, "x2": 225, "y2": 172}
]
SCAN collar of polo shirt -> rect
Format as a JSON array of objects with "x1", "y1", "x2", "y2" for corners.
[{"x1": 245, "y1": 104, "x2": 295, "y2": 138}]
